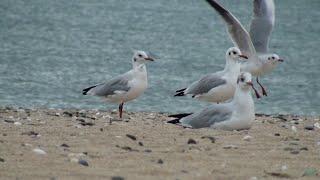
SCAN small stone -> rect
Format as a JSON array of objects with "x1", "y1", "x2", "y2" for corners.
[
  {"x1": 187, "y1": 138, "x2": 197, "y2": 144},
  {"x1": 14, "y1": 122, "x2": 22, "y2": 126},
  {"x1": 274, "y1": 133, "x2": 280, "y2": 136},
  {"x1": 111, "y1": 176, "x2": 125, "y2": 180},
  {"x1": 33, "y1": 148, "x2": 46, "y2": 155},
  {"x1": 55, "y1": 113, "x2": 60, "y2": 116},
  {"x1": 300, "y1": 147, "x2": 308, "y2": 151},
  {"x1": 283, "y1": 147, "x2": 295, "y2": 151},
  {"x1": 0, "y1": 158, "x2": 4, "y2": 162},
  {"x1": 298, "y1": 119, "x2": 304, "y2": 122},
  {"x1": 291, "y1": 126, "x2": 297, "y2": 132},
  {"x1": 201, "y1": 136, "x2": 215, "y2": 143},
  {"x1": 126, "y1": 134, "x2": 136, "y2": 141},
  {"x1": 223, "y1": 145, "x2": 238, "y2": 149},
  {"x1": 100, "y1": 128, "x2": 103, "y2": 131},
  {"x1": 314, "y1": 123, "x2": 320, "y2": 129},
  {"x1": 4, "y1": 120, "x2": 14, "y2": 123},
  {"x1": 60, "y1": 143, "x2": 69, "y2": 148},
  {"x1": 75, "y1": 125, "x2": 82, "y2": 128},
  {"x1": 138, "y1": 142, "x2": 144, "y2": 146},
  {"x1": 78, "y1": 159, "x2": 89, "y2": 166},
  {"x1": 290, "y1": 150, "x2": 300, "y2": 154},
  {"x1": 242, "y1": 135, "x2": 252, "y2": 141},
  {"x1": 157, "y1": 159, "x2": 163, "y2": 164},
  {"x1": 281, "y1": 165, "x2": 288, "y2": 171},
  {"x1": 144, "y1": 149, "x2": 152, "y2": 153},
  {"x1": 304, "y1": 126, "x2": 314, "y2": 130}
]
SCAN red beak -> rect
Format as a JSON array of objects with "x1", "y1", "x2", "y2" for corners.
[
  {"x1": 246, "y1": 81, "x2": 253, "y2": 86},
  {"x1": 278, "y1": 59, "x2": 284, "y2": 62},
  {"x1": 239, "y1": 54, "x2": 248, "y2": 59},
  {"x1": 144, "y1": 57, "x2": 154, "y2": 61}
]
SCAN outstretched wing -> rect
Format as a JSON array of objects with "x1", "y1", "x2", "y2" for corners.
[
  {"x1": 249, "y1": 0, "x2": 275, "y2": 53},
  {"x1": 205, "y1": 0, "x2": 256, "y2": 57}
]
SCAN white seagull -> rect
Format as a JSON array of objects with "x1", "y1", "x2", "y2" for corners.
[
  {"x1": 168, "y1": 72, "x2": 260, "y2": 130},
  {"x1": 175, "y1": 47, "x2": 248, "y2": 103},
  {"x1": 205, "y1": 0, "x2": 284, "y2": 96},
  {"x1": 83, "y1": 51, "x2": 154, "y2": 119}
]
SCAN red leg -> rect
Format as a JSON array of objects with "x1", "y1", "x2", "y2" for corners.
[
  {"x1": 118, "y1": 103, "x2": 124, "y2": 119},
  {"x1": 256, "y1": 77, "x2": 267, "y2": 96}
]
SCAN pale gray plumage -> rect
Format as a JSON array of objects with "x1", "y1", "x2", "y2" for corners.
[
  {"x1": 180, "y1": 104, "x2": 232, "y2": 128},
  {"x1": 85, "y1": 74, "x2": 131, "y2": 97},
  {"x1": 186, "y1": 74, "x2": 227, "y2": 96},
  {"x1": 250, "y1": 0, "x2": 275, "y2": 53}
]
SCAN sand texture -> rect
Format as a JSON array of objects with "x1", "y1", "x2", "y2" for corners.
[{"x1": 0, "y1": 107, "x2": 319, "y2": 180}]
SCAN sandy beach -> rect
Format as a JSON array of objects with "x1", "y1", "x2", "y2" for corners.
[{"x1": 0, "y1": 107, "x2": 319, "y2": 180}]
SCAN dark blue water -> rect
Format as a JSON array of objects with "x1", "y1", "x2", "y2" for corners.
[{"x1": 0, "y1": 0, "x2": 319, "y2": 116}]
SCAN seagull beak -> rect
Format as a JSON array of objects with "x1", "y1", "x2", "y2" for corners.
[
  {"x1": 239, "y1": 54, "x2": 248, "y2": 59},
  {"x1": 278, "y1": 59, "x2": 284, "y2": 62},
  {"x1": 246, "y1": 81, "x2": 253, "y2": 86},
  {"x1": 144, "y1": 57, "x2": 154, "y2": 61}
]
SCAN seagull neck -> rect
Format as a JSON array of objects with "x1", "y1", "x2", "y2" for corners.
[
  {"x1": 132, "y1": 63, "x2": 147, "y2": 73},
  {"x1": 232, "y1": 87, "x2": 253, "y2": 107},
  {"x1": 224, "y1": 59, "x2": 240, "y2": 73}
]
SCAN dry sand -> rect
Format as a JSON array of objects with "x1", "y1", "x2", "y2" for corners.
[{"x1": 0, "y1": 107, "x2": 319, "y2": 180}]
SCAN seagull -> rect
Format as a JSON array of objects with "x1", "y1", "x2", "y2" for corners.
[
  {"x1": 168, "y1": 72, "x2": 260, "y2": 130},
  {"x1": 82, "y1": 51, "x2": 154, "y2": 119},
  {"x1": 175, "y1": 47, "x2": 248, "y2": 103},
  {"x1": 205, "y1": 0, "x2": 284, "y2": 96}
]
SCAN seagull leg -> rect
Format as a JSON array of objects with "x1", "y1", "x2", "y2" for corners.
[
  {"x1": 256, "y1": 77, "x2": 267, "y2": 96},
  {"x1": 118, "y1": 103, "x2": 124, "y2": 119}
]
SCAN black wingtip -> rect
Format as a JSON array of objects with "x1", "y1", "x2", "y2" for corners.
[
  {"x1": 174, "y1": 91, "x2": 185, "y2": 97},
  {"x1": 167, "y1": 119, "x2": 180, "y2": 124},
  {"x1": 168, "y1": 113, "x2": 192, "y2": 118},
  {"x1": 82, "y1": 85, "x2": 96, "y2": 95}
]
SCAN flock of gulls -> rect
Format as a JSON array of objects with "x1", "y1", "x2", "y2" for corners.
[{"x1": 83, "y1": 0, "x2": 284, "y2": 131}]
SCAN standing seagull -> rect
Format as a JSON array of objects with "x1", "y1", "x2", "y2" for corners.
[
  {"x1": 175, "y1": 47, "x2": 248, "y2": 103},
  {"x1": 205, "y1": 0, "x2": 284, "y2": 96},
  {"x1": 82, "y1": 51, "x2": 154, "y2": 119},
  {"x1": 168, "y1": 72, "x2": 259, "y2": 130}
]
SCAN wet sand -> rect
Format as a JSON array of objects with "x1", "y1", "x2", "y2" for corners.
[{"x1": 0, "y1": 107, "x2": 319, "y2": 180}]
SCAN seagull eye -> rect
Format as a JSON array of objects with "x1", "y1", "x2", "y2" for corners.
[
  {"x1": 240, "y1": 77, "x2": 245, "y2": 82},
  {"x1": 233, "y1": 51, "x2": 237, "y2": 55},
  {"x1": 228, "y1": 52, "x2": 231, "y2": 56},
  {"x1": 138, "y1": 54, "x2": 142, "y2": 58},
  {"x1": 272, "y1": 57, "x2": 275, "y2": 59}
]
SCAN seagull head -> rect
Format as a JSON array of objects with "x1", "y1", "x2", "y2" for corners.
[
  {"x1": 267, "y1": 54, "x2": 284, "y2": 64},
  {"x1": 226, "y1": 47, "x2": 248, "y2": 61},
  {"x1": 132, "y1": 51, "x2": 154, "y2": 65},
  {"x1": 237, "y1": 72, "x2": 261, "y2": 98}
]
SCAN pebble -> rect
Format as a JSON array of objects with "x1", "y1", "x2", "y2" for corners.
[
  {"x1": 0, "y1": 158, "x2": 4, "y2": 162},
  {"x1": 304, "y1": 126, "x2": 314, "y2": 130},
  {"x1": 78, "y1": 159, "x2": 89, "y2": 166},
  {"x1": 111, "y1": 176, "x2": 125, "y2": 180},
  {"x1": 201, "y1": 136, "x2": 215, "y2": 143},
  {"x1": 126, "y1": 134, "x2": 136, "y2": 141},
  {"x1": 60, "y1": 143, "x2": 69, "y2": 148},
  {"x1": 223, "y1": 145, "x2": 238, "y2": 149},
  {"x1": 274, "y1": 133, "x2": 280, "y2": 136},
  {"x1": 14, "y1": 122, "x2": 22, "y2": 126},
  {"x1": 242, "y1": 135, "x2": 252, "y2": 141},
  {"x1": 33, "y1": 148, "x2": 46, "y2": 155},
  {"x1": 281, "y1": 165, "x2": 288, "y2": 171},
  {"x1": 291, "y1": 126, "x2": 297, "y2": 132},
  {"x1": 290, "y1": 150, "x2": 300, "y2": 154},
  {"x1": 138, "y1": 142, "x2": 144, "y2": 146},
  {"x1": 314, "y1": 123, "x2": 320, "y2": 129},
  {"x1": 187, "y1": 138, "x2": 197, "y2": 144},
  {"x1": 157, "y1": 159, "x2": 164, "y2": 164}
]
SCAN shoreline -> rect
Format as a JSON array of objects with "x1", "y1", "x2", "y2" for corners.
[{"x1": 0, "y1": 107, "x2": 319, "y2": 179}]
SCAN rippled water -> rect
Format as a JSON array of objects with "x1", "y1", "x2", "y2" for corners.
[{"x1": 0, "y1": 0, "x2": 319, "y2": 116}]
